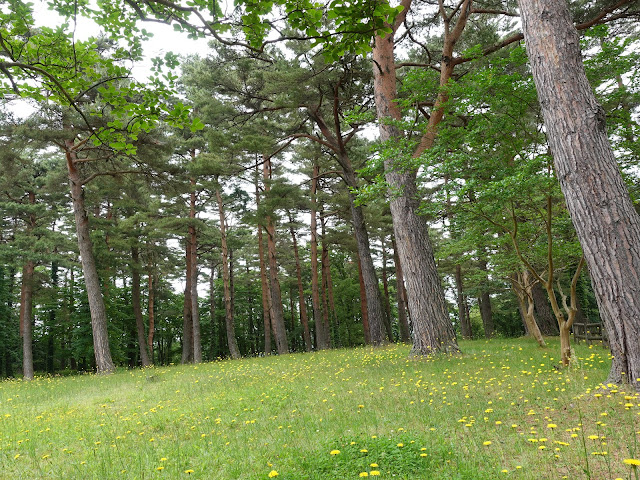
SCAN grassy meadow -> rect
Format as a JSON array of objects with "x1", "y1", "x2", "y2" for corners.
[{"x1": 0, "y1": 338, "x2": 639, "y2": 480}]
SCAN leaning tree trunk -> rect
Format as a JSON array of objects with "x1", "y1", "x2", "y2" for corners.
[
  {"x1": 65, "y1": 140, "x2": 115, "y2": 374},
  {"x1": 372, "y1": 5, "x2": 459, "y2": 356},
  {"x1": 518, "y1": 0, "x2": 640, "y2": 388},
  {"x1": 131, "y1": 246, "x2": 152, "y2": 367},
  {"x1": 216, "y1": 187, "x2": 241, "y2": 359}
]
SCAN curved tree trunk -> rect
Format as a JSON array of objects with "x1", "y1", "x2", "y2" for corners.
[
  {"x1": 131, "y1": 246, "x2": 152, "y2": 367},
  {"x1": 518, "y1": 0, "x2": 640, "y2": 388},
  {"x1": 65, "y1": 140, "x2": 115, "y2": 374}
]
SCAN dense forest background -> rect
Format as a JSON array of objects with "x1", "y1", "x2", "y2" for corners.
[{"x1": 0, "y1": 0, "x2": 638, "y2": 379}]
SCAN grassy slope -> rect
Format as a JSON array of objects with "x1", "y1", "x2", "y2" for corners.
[{"x1": 0, "y1": 338, "x2": 638, "y2": 480}]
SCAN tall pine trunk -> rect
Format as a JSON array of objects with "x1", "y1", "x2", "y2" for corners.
[
  {"x1": 255, "y1": 171, "x2": 272, "y2": 355},
  {"x1": 65, "y1": 139, "x2": 115, "y2": 374},
  {"x1": 216, "y1": 186, "x2": 241, "y2": 359},
  {"x1": 392, "y1": 237, "x2": 411, "y2": 343},
  {"x1": 310, "y1": 163, "x2": 327, "y2": 349},
  {"x1": 372, "y1": 3, "x2": 459, "y2": 356},
  {"x1": 455, "y1": 265, "x2": 473, "y2": 339},
  {"x1": 263, "y1": 156, "x2": 288, "y2": 354},
  {"x1": 189, "y1": 176, "x2": 202, "y2": 364},
  {"x1": 289, "y1": 221, "x2": 312, "y2": 351},
  {"x1": 518, "y1": 0, "x2": 640, "y2": 388},
  {"x1": 131, "y1": 245, "x2": 152, "y2": 367},
  {"x1": 357, "y1": 257, "x2": 371, "y2": 344},
  {"x1": 20, "y1": 260, "x2": 35, "y2": 380},
  {"x1": 181, "y1": 238, "x2": 193, "y2": 364},
  {"x1": 477, "y1": 259, "x2": 494, "y2": 338},
  {"x1": 381, "y1": 237, "x2": 395, "y2": 343}
]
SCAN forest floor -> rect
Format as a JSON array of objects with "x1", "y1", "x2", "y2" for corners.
[{"x1": 0, "y1": 338, "x2": 638, "y2": 479}]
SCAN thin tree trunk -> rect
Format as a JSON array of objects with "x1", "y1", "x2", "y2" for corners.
[
  {"x1": 20, "y1": 260, "x2": 35, "y2": 380},
  {"x1": 255, "y1": 171, "x2": 272, "y2": 355},
  {"x1": 357, "y1": 257, "x2": 371, "y2": 344},
  {"x1": 216, "y1": 186, "x2": 241, "y2": 359},
  {"x1": 320, "y1": 213, "x2": 332, "y2": 348},
  {"x1": 372, "y1": 2, "x2": 459, "y2": 356},
  {"x1": 263, "y1": 156, "x2": 288, "y2": 354},
  {"x1": 289, "y1": 220, "x2": 312, "y2": 351},
  {"x1": 511, "y1": 272, "x2": 546, "y2": 347},
  {"x1": 181, "y1": 238, "x2": 193, "y2": 364},
  {"x1": 47, "y1": 261, "x2": 57, "y2": 374},
  {"x1": 310, "y1": 163, "x2": 327, "y2": 349},
  {"x1": 477, "y1": 259, "x2": 494, "y2": 339},
  {"x1": 65, "y1": 139, "x2": 115, "y2": 374},
  {"x1": 131, "y1": 245, "x2": 152, "y2": 367},
  {"x1": 518, "y1": 0, "x2": 640, "y2": 388},
  {"x1": 147, "y1": 268, "x2": 155, "y2": 359},
  {"x1": 455, "y1": 265, "x2": 473, "y2": 339},
  {"x1": 381, "y1": 237, "x2": 394, "y2": 342},
  {"x1": 392, "y1": 237, "x2": 411, "y2": 343},
  {"x1": 532, "y1": 282, "x2": 559, "y2": 336},
  {"x1": 189, "y1": 176, "x2": 202, "y2": 364}
]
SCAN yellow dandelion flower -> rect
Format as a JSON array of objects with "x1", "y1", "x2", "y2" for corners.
[
  {"x1": 370, "y1": 463, "x2": 379, "y2": 468},
  {"x1": 483, "y1": 441, "x2": 492, "y2": 446},
  {"x1": 547, "y1": 424, "x2": 557, "y2": 429},
  {"x1": 360, "y1": 449, "x2": 368, "y2": 453},
  {"x1": 184, "y1": 469, "x2": 194, "y2": 474},
  {"x1": 330, "y1": 450, "x2": 340, "y2": 455},
  {"x1": 397, "y1": 443, "x2": 404, "y2": 447},
  {"x1": 370, "y1": 471, "x2": 380, "y2": 476},
  {"x1": 268, "y1": 471, "x2": 279, "y2": 478},
  {"x1": 359, "y1": 473, "x2": 369, "y2": 478},
  {"x1": 156, "y1": 466, "x2": 164, "y2": 471},
  {"x1": 624, "y1": 459, "x2": 640, "y2": 466}
]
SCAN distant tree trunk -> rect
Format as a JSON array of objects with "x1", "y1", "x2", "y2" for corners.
[
  {"x1": 381, "y1": 237, "x2": 395, "y2": 342},
  {"x1": 131, "y1": 245, "x2": 152, "y2": 367},
  {"x1": 147, "y1": 268, "x2": 155, "y2": 360},
  {"x1": 373, "y1": 25, "x2": 459, "y2": 356},
  {"x1": 357, "y1": 257, "x2": 371, "y2": 345},
  {"x1": 477, "y1": 259, "x2": 494, "y2": 339},
  {"x1": 511, "y1": 272, "x2": 546, "y2": 347},
  {"x1": 65, "y1": 139, "x2": 115, "y2": 374},
  {"x1": 181, "y1": 238, "x2": 193, "y2": 364},
  {"x1": 263, "y1": 156, "x2": 288, "y2": 355},
  {"x1": 255, "y1": 172, "x2": 272, "y2": 355},
  {"x1": 189, "y1": 176, "x2": 202, "y2": 364},
  {"x1": 320, "y1": 213, "x2": 332, "y2": 347},
  {"x1": 209, "y1": 261, "x2": 217, "y2": 358},
  {"x1": 47, "y1": 261, "x2": 57, "y2": 374},
  {"x1": 532, "y1": 282, "x2": 559, "y2": 336},
  {"x1": 455, "y1": 265, "x2": 473, "y2": 339},
  {"x1": 310, "y1": 163, "x2": 327, "y2": 350},
  {"x1": 392, "y1": 237, "x2": 411, "y2": 343},
  {"x1": 519, "y1": 0, "x2": 640, "y2": 387},
  {"x1": 289, "y1": 220, "x2": 312, "y2": 351},
  {"x1": 20, "y1": 260, "x2": 35, "y2": 380},
  {"x1": 216, "y1": 186, "x2": 241, "y2": 359}
]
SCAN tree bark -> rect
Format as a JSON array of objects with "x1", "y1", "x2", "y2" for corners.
[
  {"x1": 310, "y1": 163, "x2": 327, "y2": 350},
  {"x1": 289, "y1": 220, "x2": 312, "y2": 351},
  {"x1": 381, "y1": 237, "x2": 395, "y2": 342},
  {"x1": 65, "y1": 139, "x2": 115, "y2": 374},
  {"x1": 518, "y1": 0, "x2": 640, "y2": 388},
  {"x1": 372, "y1": 1, "x2": 459, "y2": 356},
  {"x1": 320, "y1": 212, "x2": 332, "y2": 348},
  {"x1": 131, "y1": 245, "x2": 152, "y2": 367},
  {"x1": 263, "y1": 156, "x2": 289, "y2": 354},
  {"x1": 216, "y1": 186, "x2": 241, "y2": 359}
]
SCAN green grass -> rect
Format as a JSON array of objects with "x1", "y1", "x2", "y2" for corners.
[{"x1": 0, "y1": 338, "x2": 639, "y2": 479}]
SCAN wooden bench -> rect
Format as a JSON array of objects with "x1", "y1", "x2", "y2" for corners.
[{"x1": 572, "y1": 321, "x2": 608, "y2": 346}]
